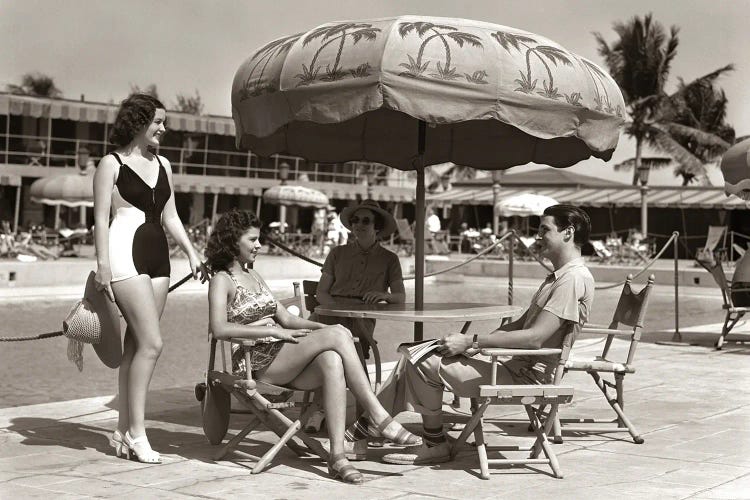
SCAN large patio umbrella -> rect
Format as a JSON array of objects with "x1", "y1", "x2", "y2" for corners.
[
  {"x1": 231, "y1": 16, "x2": 625, "y2": 338},
  {"x1": 29, "y1": 169, "x2": 93, "y2": 228},
  {"x1": 262, "y1": 184, "x2": 329, "y2": 232},
  {"x1": 721, "y1": 137, "x2": 750, "y2": 201},
  {"x1": 496, "y1": 193, "x2": 558, "y2": 217},
  {"x1": 719, "y1": 138, "x2": 750, "y2": 297}
]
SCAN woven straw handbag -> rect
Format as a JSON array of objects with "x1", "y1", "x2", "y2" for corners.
[{"x1": 63, "y1": 299, "x2": 102, "y2": 371}]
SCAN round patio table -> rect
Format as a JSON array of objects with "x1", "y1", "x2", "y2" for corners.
[{"x1": 315, "y1": 302, "x2": 523, "y2": 341}]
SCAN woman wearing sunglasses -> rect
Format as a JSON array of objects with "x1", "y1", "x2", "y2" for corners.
[
  {"x1": 316, "y1": 199, "x2": 405, "y2": 353},
  {"x1": 308, "y1": 200, "x2": 406, "y2": 440}
]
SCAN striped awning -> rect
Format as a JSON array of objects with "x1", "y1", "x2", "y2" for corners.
[
  {"x1": 172, "y1": 176, "x2": 264, "y2": 196},
  {"x1": 427, "y1": 185, "x2": 750, "y2": 210},
  {"x1": 0, "y1": 94, "x2": 236, "y2": 136}
]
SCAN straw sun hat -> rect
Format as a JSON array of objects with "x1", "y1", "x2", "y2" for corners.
[
  {"x1": 340, "y1": 199, "x2": 397, "y2": 239},
  {"x1": 62, "y1": 271, "x2": 122, "y2": 370}
]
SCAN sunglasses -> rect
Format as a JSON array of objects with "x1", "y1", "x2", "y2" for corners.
[{"x1": 350, "y1": 216, "x2": 373, "y2": 225}]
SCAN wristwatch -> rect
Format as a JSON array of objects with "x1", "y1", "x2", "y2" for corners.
[{"x1": 471, "y1": 333, "x2": 480, "y2": 350}]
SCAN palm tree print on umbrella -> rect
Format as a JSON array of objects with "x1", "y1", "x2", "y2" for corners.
[
  {"x1": 397, "y1": 22, "x2": 485, "y2": 83},
  {"x1": 492, "y1": 31, "x2": 575, "y2": 100},
  {"x1": 294, "y1": 23, "x2": 380, "y2": 86},
  {"x1": 239, "y1": 33, "x2": 302, "y2": 100},
  {"x1": 579, "y1": 57, "x2": 622, "y2": 116}
]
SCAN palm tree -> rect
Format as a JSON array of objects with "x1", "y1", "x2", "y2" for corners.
[
  {"x1": 174, "y1": 90, "x2": 204, "y2": 115},
  {"x1": 668, "y1": 76, "x2": 735, "y2": 184},
  {"x1": 130, "y1": 83, "x2": 160, "y2": 100},
  {"x1": 6, "y1": 72, "x2": 62, "y2": 98},
  {"x1": 596, "y1": 14, "x2": 733, "y2": 185}
]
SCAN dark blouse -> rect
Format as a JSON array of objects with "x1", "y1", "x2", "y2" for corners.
[{"x1": 321, "y1": 242, "x2": 403, "y2": 297}]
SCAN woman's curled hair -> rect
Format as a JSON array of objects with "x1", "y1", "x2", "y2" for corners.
[
  {"x1": 205, "y1": 209, "x2": 261, "y2": 273},
  {"x1": 109, "y1": 93, "x2": 165, "y2": 147}
]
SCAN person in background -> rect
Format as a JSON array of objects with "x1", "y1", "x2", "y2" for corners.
[
  {"x1": 425, "y1": 207, "x2": 441, "y2": 254},
  {"x1": 205, "y1": 209, "x2": 420, "y2": 484},
  {"x1": 93, "y1": 93, "x2": 206, "y2": 464}
]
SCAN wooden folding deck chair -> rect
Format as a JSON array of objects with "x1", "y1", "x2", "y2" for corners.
[
  {"x1": 450, "y1": 326, "x2": 577, "y2": 479},
  {"x1": 302, "y1": 280, "x2": 381, "y2": 390},
  {"x1": 197, "y1": 282, "x2": 329, "y2": 473},
  {"x1": 557, "y1": 274, "x2": 654, "y2": 444},
  {"x1": 695, "y1": 258, "x2": 750, "y2": 349}
]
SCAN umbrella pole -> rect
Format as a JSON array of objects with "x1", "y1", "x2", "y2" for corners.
[{"x1": 414, "y1": 121, "x2": 426, "y2": 341}]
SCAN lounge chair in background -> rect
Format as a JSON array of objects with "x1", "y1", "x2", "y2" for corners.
[
  {"x1": 696, "y1": 226, "x2": 728, "y2": 263},
  {"x1": 695, "y1": 258, "x2": 750, "y2": 349},
  {"x1": 395, "y1": 218, "x2": 415, "y2": 256},
  {"x1": 590, "y1": 240, "x2": 613, "y2": 262}
]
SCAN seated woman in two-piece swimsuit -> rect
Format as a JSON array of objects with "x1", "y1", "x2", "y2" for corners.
[{"x1": 205, "y1": 209, "x2": 421, "y2": 484}]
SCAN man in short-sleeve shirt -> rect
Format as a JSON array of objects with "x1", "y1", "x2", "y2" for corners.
[{"x1": 342, "y1": 205, "x2": 594, "y2": 465}]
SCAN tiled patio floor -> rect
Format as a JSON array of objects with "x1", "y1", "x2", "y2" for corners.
[{"x1": 1, "y1": 338, "x2": 749, "y2": 499}]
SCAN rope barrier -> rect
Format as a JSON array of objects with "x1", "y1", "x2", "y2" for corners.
[
  {"x1": 593, "y1": 232, "x2": 677, "y2": 290},
  {"x1": 264, "y1": 236, "x2": 324, "y2": 267},
  {"x1": 1, "y1": 265, "x2": 204, "y2": 342},
  {"x1": 404, "y1": 232, "x2": 513, "y2": 280}
]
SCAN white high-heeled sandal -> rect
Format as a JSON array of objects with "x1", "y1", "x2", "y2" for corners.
[
  {"x1": 109, "y1": 430, "x2": 129, "y2": 458},
  {"x1": 124, "y1": 431, "x2": 161, "y2": 464}
]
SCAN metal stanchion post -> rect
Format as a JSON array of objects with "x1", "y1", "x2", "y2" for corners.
[
  {"x1": 508, "y1": 232, "x2": 514, "y2": 306},
  {"x1": 657, "y1": 231, "x2": 694, "y2": 346}
]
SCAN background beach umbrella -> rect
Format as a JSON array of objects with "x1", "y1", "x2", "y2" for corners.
[
  {"x1": 29, "y1": 170, "x2": 93, "y2": 228},
  {"x1": 231, "y1": 15, "x2": 625, "y2": 336},
  {"x1": 262, "y1": 184, "x2": 329, "y2": 207},
  {"x1": 720, "y1": 138, "x2": 750, "y2": 201},
  {"x1": 496, "y1": 193, "x2": 558, "y2": 217},
  {"x1": 262, "y1": 184, "x2": 328, "y2": 233}
]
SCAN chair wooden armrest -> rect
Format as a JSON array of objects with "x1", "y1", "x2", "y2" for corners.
[
  {"x1": 480, "y1": 347, "x2": 562, "y2": 357},
  {"x1": 580, "y1": 327, "x2": 635, "y2": 336},
  {"x1": 478, "y1": 384, "x2": 574, "y2": 404}
]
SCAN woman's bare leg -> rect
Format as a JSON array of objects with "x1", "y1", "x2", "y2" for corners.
[
  {"x1": 286, "y1": 351, "x2": 347, "y2": 457},
  {"x1": 259, "y1": 325, "x2": 389, "y2": 423},
  {"x1": 111, "y1": 276, "x2": 169, "y2": 438},
  {"x1": 115, "y1": 277, "x2": 169, "y2": 435}
]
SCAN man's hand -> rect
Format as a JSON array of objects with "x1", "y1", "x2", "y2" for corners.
[
  {"x1": 436, "y1": 333, "x2": 472, "y2": 357},
  {"x1": 362, "y1": 291, "x2": 389, "y2": 304}
]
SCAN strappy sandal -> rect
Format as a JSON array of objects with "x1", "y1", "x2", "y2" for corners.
[
  {"x1": 327, "y1": 454, "x2": 364, "y2": 484},
  {"x1": 369, "y1": 416, "x2": 422, "y2": 446},
  {"x1": 109, "y1": 430, "x2": 129, "y2": 458},
  {"x1": 124, "y1": 431, "x2": 162, "y2": 464}
]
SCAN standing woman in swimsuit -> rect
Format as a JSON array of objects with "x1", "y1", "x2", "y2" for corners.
[{"x1": 93, "y1": 93, "x2": 205, "y2": 463}]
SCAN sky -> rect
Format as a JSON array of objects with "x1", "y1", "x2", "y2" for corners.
[{"x1": 3, "y1": 0, "x2": 748, "y2": 186}]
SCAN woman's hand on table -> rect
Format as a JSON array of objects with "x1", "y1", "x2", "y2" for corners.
[
  {"x1": 436, "y1": 333, "x2": 472, "y2": 357},
  {"x1": 362, "y1": 291, "x2": 389, "y2": 304}
]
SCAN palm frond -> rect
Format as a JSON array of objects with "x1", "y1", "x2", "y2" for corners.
[
  {"x1": 614, "y1": 157, "x2": 674, "y2": 171},
  {"x1": 660, "y1": 122, "x2": 731, "y2": 150},
  {"x1": 649, "y1": 127, "x2": 705, "y2": 174}
]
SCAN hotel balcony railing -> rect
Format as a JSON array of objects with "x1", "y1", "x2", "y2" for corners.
[{"x1": 1, "y1": 132, "x2": 416, "y2": 188}]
